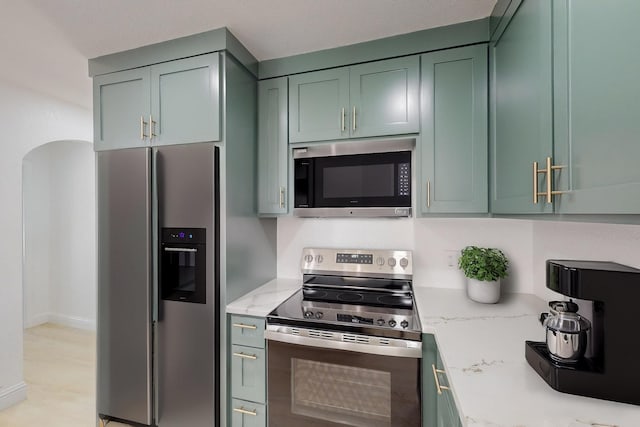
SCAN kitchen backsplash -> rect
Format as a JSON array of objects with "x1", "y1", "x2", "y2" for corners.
[{"x1": 277, "y1": 217, "x2": 640, "y2": 299}]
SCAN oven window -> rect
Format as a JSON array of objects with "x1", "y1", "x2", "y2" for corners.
[{"x1": 291, "y1": 358, "x2": 391, "y2": 427}]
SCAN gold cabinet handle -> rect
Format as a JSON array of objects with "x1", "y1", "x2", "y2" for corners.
[
  {"x1": 341, "y1": 108, "x2": 345, "y2": 132},
  {"x1": 233, "y1": 407, "x2": 257, "y2": 416},
  {"x1": 233, "y1": 352, "x2": 257, "y2": 360},
  {"x1": 427, "y1": 180, "x2": 431, "y2": 209},
  {"x1": 352, "y1": 106, "x2": 356, "y2": 131},
  {"x1": 140, "y1": 116, "x2": 148, "y2": 140},
  {"x1": 232, "y1": 323, "x2": 257, "y2": 330},
  {"x1": 149, "y1": 115, "x2": 156, "y2": 139},
  {"x1": 533, "y1": 157, "x2": 567, "y2": 204},
  {"x1": 279, "y1": 186, "x2": 286, "y2": 209},
  {"x1": 432, "y1": 364, "x2": 450, "y2": 395}
]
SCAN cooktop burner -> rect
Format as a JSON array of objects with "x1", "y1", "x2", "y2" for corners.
[{"x1": 267, "y1": 248, "x2": 421, "y2": 340}]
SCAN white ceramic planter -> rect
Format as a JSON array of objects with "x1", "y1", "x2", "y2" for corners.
[{"x1": 467, "y1": 278, "x2": 501, "y2": 303}]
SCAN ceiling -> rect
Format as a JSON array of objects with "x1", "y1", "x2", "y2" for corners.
[{"x1": 2, "y1": 0, "x2": 496, "y2": 108}]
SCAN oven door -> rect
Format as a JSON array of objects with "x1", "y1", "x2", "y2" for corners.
[{"x1": 267, "y1": 337, "x2": 421, "y2": 427}]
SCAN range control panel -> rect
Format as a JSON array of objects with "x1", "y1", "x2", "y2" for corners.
[{"x1": 301, "y1": 248, "x2": 413, "y2": 278}]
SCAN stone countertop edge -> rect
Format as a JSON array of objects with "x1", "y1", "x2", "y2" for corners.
[
  {"x1": 415, "y1": 287, "x2": 640, "y2": 427},
  {"x1": 225, "y1": 280, "x2": 640, "y2": 426},
  {"x1": 225, "y1": 277, "x2": 300, "y2": 317}
]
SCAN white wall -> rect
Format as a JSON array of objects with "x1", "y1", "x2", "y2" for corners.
[
  {"x1": 23, "y1": 141, "x2": 96, "y2": 330},
  {"x1": 0, "y1": 82, "x2": 92, "y2": 410},
  {"x1": 532, "y1": 220, "x2": 640, "y2": 301},
  {"x1": 277, "y1": 217, "x2": 640, "y2": 299},
  {"x1": 277, "y1": 217, "x2": 535, "y2": 293},
  {"x1": 22, "y1": 152, "x2": 52, "y2": 328}
]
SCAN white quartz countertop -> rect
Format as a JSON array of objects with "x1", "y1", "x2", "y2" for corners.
[
  {"x1": 415, "y1": 287, "x2": 640, "y2": 427},
  {"x1": 226, "y1": 278, "x2": 300, "y2": 317},
  {"x1": 225, "y1": 280, "x2": 640, "y2": 426}
]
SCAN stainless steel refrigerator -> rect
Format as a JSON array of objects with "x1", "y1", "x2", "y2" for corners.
[{"x1": 96, "y1": 143, "x2": 219, "y2": 427}]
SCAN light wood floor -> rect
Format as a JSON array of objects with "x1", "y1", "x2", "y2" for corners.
[{"x1": 0, "y1": 324, "x2": 130, "y2": 427}]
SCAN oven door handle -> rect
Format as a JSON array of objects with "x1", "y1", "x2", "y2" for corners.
[{"x1": 265, "y1": 329, "x2": 422, "y2": 358}]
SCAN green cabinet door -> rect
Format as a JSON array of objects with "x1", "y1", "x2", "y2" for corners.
[
  {"x1": 151, "y1": 53, "x2": 220, "y2": 145},
  {"x1": 420, "y1": 45, "x2": 488, "y2": 214},
  {"x1": 553, "y1": 0, "x2": 640, "y2": 213},
  {"x1": 231, "y1": 345, "x2": 266, "y2": 404},
  {"x1": 93, "y1": 68, "x2": 151, "y2": 151},
  {"x1": 350, "y1": 56, "x2": 420, "y2": 138},
  {"x1": 289, "y1": 68, "x2": 349, "y2": 143},
  {"x1": 422, "y1": 334, "x2": 462, "y2": 427},
  {"x1": 230, "y1": 399, "x2": 266, "y2": 427},
  {"x1": 490, "y1": 0, "x2": 554, "y2": 214},
  {"x1": 258, "y1": 77, "x2": 288, "y2": 215}
]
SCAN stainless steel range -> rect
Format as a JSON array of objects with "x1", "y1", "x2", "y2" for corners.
[{"x1": 266, "y1": 248, "x2": 422, "y2": 427}]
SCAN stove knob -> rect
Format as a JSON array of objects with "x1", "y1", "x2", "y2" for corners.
[
  {"x1": 400, "y1": 257, "x2": 409, "y2": 268},
  {"x1": 376, "y1": 257, "x2": 385, "y2": 266},
  {"x1": 388, "y1": 319, "x2": 397, "y2": 328},
  {"x1": 315, "y1": 311, "x2": 324, "y2": 319},
  {"x1": 316, "y1": 255, "x2": 323, "y2": 263},
  {"x1": 304, "y1": 311, "x2": 314, "y2": 319},
  {"x1": 377, "y1": 319, "x2": 385, "y2": 326},
  {"x1": 401, "y1": 320, "x2": 409, "y2": 329},
  {"x1": 304, "y1": 254, "x2": 313, "y2": 263},
  {"x1": 387, "y1": 258, "x2": 397, "y2": 267}
]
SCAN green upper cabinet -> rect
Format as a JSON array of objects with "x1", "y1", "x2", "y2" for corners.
[
  {"x1": 490, "y1": 0, "x2": 554, "y2": 214},
  {"x1": 420, "y1": 45, "x2": 488, "y2": 214},
  {"x1": 289, "y1": 68, "x2": 349, "y2": 143},
  {"x1": 258, "y1": 77, "x2": 288, "y2": 215},
  {"x1": 552, "y1": 0, "x2": 640, "y2": 213},
  {"x1": 350, "y1": 56, "x2": 420, "y2": 138},
  {"x1": 93, "y1": 68, "x2": 151, "y2": 151},
  {"x1": 93, "y1": 53, "x2": 220, "y2": 151},
  {"x1": 151, "y1": 53, "x2": 220, "y2": 146},
  {"x1": 288, "y1": 56, "x2": 419, "y2": 143}
]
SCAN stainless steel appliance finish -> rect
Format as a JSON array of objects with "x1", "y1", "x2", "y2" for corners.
[
  {"x1": 156, "y1": 144, "x2": 216, "y2": 427},
  {"x1": 267, "y1": 248, "x2": 422, "y2": 427},
  {"x1": 293, "y1": 139, "x2": 414, "y2": 218},
  {"x1": 97, "y1": 143, "x2": 219, "y2": 427},
  {"x1": 292, "y1": 138, "x2": 416, "y2": 159},
  {"x1": 97, "y1": 148, "x2": 153, "y2": 425},
  {"x1": 540, "y1": 301, "x2": 591, "y2": 363}
]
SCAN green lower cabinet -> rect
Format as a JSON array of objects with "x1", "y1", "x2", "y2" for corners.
[
  {"x1": 422, "y1": 334, "x2": 462, "y2": 427},
  {"x1": 231, "y1": 345, "x2": 266, "y2": 403},
  {"x1": 230, "y1": 399, "x2": 266, "y2": 427},
  {"x1": 420, "y1": 44, "x2": 488, "y2": 214}
]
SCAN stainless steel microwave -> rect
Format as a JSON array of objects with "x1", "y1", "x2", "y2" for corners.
[{"x1": 293, "y1": 138, "x2": 414, "y2": 217}]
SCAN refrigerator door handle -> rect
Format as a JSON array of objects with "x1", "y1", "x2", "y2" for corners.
[{"x1": 163, "y1": 247, "x2": 198, "y2": 253}]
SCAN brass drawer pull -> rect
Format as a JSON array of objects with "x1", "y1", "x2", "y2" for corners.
[
  {"x1": 427, "y1": 180, "x2": 431, "y2": 208},
  {"x1": 341, "y1": 107, "x2": 346, "y2": 132},
  {"x1": 140, "y1": 116, "x2": 148, "y2": 140},
  {"x1": 279, "y1": 186, "x2": 286, "y2": 209},
  {"x1": 233, "y1": 352, "x2": 257, "y2": 360},
  {"x1": 432, "y1": 364, "x2": 450, "y2": 395},
  {"x1": 233, "y1": 406, "x2": 257, "y2": 416},
  {"x1": 233, "y1": 323, "x2": 257, "y2": 330}
]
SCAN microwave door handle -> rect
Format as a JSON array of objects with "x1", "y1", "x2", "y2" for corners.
[{"x1": 163, "y1": 247, "x2": 198, "y2": 253}]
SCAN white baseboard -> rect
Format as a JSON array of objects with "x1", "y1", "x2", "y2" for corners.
[
  {"x1": 0, "y1": 381, "x2": 27, "y2": 411},
  {"x1": 24, "y1": 312, "x2": 52, "y2": 329},
  {"x1": 49, "y1": 313, "x2": 96, "y2": 331},
  {"x1": 24, "y1": 313, "x2": 96, "y2": 331}
]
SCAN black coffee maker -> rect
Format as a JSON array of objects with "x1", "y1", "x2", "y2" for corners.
[{"x1": 526, "y1": 260, "x2": 640, "y2": 405}]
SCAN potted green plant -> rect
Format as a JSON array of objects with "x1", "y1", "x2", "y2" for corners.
[{"x1": 458, "y1": 246, "x2": 509, "y2": 303}]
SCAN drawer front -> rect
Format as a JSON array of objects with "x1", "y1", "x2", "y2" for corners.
[
  {"x1": 230, "y1": 399, "x2": 266, "y2": 427},
  {"x1": 231, "y1": 345, "x2": 266, "y2": 403},
  {"x1": 230, "y1": 316, "x2": 265, "y2": 348}
]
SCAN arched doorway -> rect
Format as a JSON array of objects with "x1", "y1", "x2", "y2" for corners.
[{"x1": 22, "y1": 140, "x2": 96, "y2": 330}]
